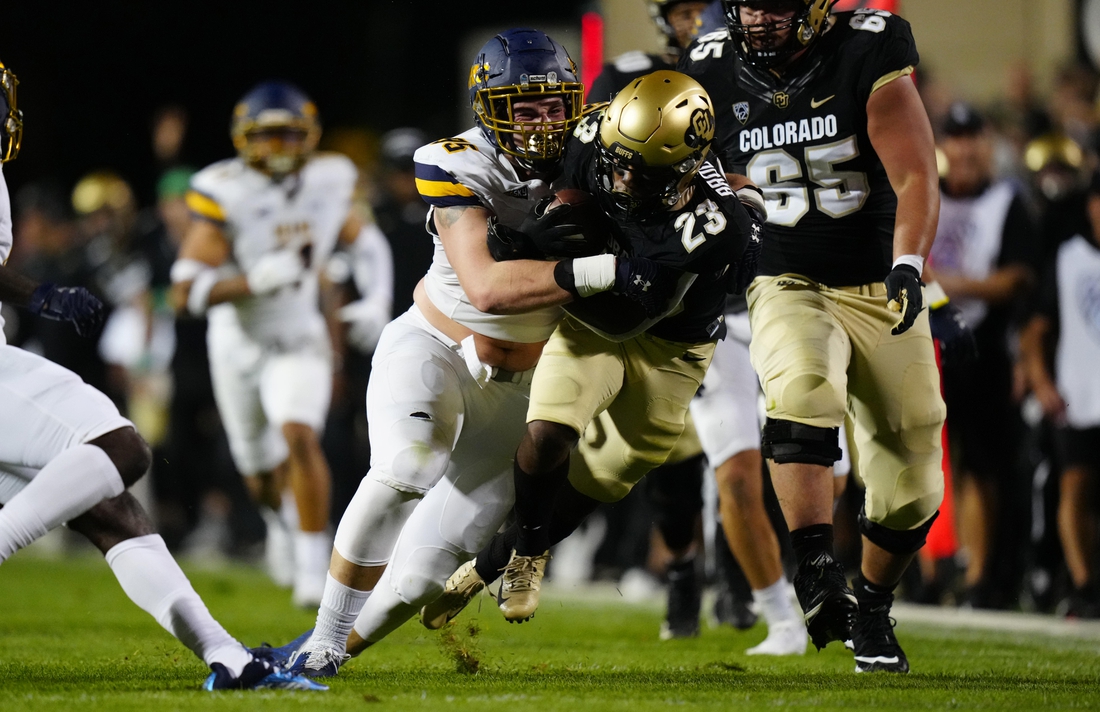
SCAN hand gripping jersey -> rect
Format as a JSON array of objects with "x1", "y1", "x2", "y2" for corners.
[
  {"x1": 680, "y1": 9, "x2": 920, "y2": 287},
  {"x1": 0, "y1": 166, "x2": 11, "y2": 345},
  {"x1": 555, "y1": 112, "x2": 754, "y2": 344},
  {"x1": 413, "y1": 127, "x2": 562, "y2": 343},
  {"x1": 187, "y1": 153, "x2": 357, "y2": 348}
]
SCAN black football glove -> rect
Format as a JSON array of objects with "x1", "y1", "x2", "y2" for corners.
[
  {"x1": 929, "y1": 301, "x2": 978, "y2": 365},
  {"x1": 728, "y1": 186, "x2": 766, "y2": 294},
  {"x1": 517, "y1": 195, "x2": 611, "y2": 259},
  {"x1": 486, "y1": 216, "x2": 542, "y2": 261},
  {"x1": 614, "y1": 256, "x2": 679, "y2": 319},
  {"x1": 883, "y1": 264, "x2": 923, "y2": 336},
  {"x1": 28, "y1": 283, "x2": 105, "y2": 337}
]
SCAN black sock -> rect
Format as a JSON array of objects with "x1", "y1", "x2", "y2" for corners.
[
  {"x1": 853, "y1": 573, "x2": 897, "y2": 601},
  {"x1": 512, "y1": 456, "x2": 569, "y2": 556},
  {"x1": 789, "y1": 523, "x2": 835, "y2": 567},
  {"x1": 474, "y1": 525, "x2": 519, "y2": 585}
]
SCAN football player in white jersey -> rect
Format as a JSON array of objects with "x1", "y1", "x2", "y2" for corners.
[
  {"x1": 170, "y1": 81, "x2": 392, "y2": 608},
  {"x1": 0, "y1": 59, "x2": 321, "y2": 692},
  {"x1": 281, "y1": 29, "x2": 670, "y2": 677}
]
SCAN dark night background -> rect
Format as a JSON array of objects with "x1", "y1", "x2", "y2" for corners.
[{"x1": 2, "y1": 0, "x2": 589, "y2": 204}]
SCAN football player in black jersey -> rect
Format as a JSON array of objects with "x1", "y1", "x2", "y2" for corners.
[
  {"x1": 420, "y1": 70, "x2": 766, "y2": 627},
  {"x1": 587, "y1": 0, "x2": 710, "y2": 103},
  {"x1": 680, "y1": 1, "x2": 944, "y2": 673}
]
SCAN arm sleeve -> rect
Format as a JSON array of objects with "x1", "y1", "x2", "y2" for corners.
[
  {"x1": 351, "y1": 222, "x2": 394, "y2": 311},
  {"x1": 414, "y1": 160, "x2": 483, "y2": 209},
  {"x1": 998, "y1": 193, "x2": 1039, "y2": 268},
  {"x1": 184, "y1": 188, "x2": 227, "y2": 225},
  {"x1": 855, "y1": 14, "x2": 920, "y2": 104},
  {"x1": 1033, "y1": 257, "x2": 1059, "y2": 322}
]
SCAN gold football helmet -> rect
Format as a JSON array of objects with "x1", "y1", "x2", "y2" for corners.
[
  {"x1": 0, "y1": 61, "x2": 23, "y2": 163},
  {"x1": 596, "y1": 70, "x2": 715, "y2": 217},
  {"x1": 1024, "y1": 133, "x2": 1083, "y2": 173}
]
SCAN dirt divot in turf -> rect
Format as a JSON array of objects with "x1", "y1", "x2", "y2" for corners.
[{"x1": 438, "y1": 620, "x2": 482, "y2": 674}]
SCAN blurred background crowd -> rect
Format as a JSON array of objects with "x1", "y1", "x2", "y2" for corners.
[{"x1": 3, "y1": 0, "x2": 1100, "y2": 622}]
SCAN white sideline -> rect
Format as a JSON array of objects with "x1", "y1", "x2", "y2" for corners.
[{"x1": 541, "y1": 581, "x2": 1100, "y2": 641}]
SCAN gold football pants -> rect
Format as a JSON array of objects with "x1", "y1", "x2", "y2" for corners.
[
  {"x1": 747, "y1": 274, "x2": 945, "y2": 530},
  {"x1": 528, "y1": 316, "x2": 714, "y2": 503}
]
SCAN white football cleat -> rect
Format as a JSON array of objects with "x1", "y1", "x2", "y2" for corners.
[{"x1": 745, "y1": 618, "x2": 808, "y2": 656}]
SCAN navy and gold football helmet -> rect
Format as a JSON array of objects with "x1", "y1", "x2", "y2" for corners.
[
  {"x1": 469, "y1": 28, "x2": 584, "y2": 172},
  {"x1": 595, "y1": 70, "x2": 715, "y2": 218},
  {"x1": 722, "y1": 0, "x2": 836, "y2": 69},
  {"x1": 231, "y1": 81, "x2": 320, "y2": 178},
  {"x1": 0, "y1": 60, "x2": 23, "y2": 163}
]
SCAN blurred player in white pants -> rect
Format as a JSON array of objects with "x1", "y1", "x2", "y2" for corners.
[
  {"x1": 170, "y1": 81, "x2": 392, "y2": 608},
  {"x1": 692, "y1": 307, "x2": 807, "y2": 654},
  {"x1": 0, "y1": 60, "x2": 320, "y2": 691}
]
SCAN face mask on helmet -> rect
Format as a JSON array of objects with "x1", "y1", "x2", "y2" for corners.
[
  {"x1": 723, "y1": 0, "x2": 835, "y2": 70},
  {"x1": 231, "y1": 82, "x2": 320, "y2": 179},
  {"x1": 594, "y1": 70, "x2": 714, "y2": 219},
  {"x1": 469, "y1": 29, "x2": 584, "y2": 173},
  {"x1": 0, "y1": 62, "x2": 23, "y2": 163}
]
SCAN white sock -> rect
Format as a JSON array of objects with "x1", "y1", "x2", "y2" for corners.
[
  {"x1": 351, "y1": 567, "x2": 419, "y2": 646},
  {"x1": 294, "y1": 530, "x2": 332, "y2": 583},
  {"x1": 753, "y1": 575, "x2": 799, "y2": 627},
  {"x1": 0, "y1": 444, "x2": 124, "y2": 563},
  {"x1": 310, "y1": 573, "x2": 372, "y2": 652},
  {"x1": 106, "y1": 534, "x2": 251, "y2": 676}
]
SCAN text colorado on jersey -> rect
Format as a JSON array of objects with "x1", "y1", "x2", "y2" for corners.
[{"x1": 739, "y1": 114, "x2": 839, "y2": 152}]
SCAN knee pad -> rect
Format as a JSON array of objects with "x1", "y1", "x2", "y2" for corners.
[
  {"x1": 858, "y1": 507, "x2": 939, "y2": 555},
  {"x1": 647, "y1": 455, "x2": 704, "y2": 552},
  {"x1": 333, "y1": 476, "x2": 420, "y2": 567},
  {"x1": 760, "y1": 418, "x2": 841, "y2": 466},
  {"x1": 371, "y1": 413, "x2": 454, "y2": 494},
  {"x1": 389, "y1": 546, "x2": 459, "y2": 606}
]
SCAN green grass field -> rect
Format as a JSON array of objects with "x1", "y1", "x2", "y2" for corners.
[{"x1": 2, "y1": 553, "x2": 1099, "y2": 711}]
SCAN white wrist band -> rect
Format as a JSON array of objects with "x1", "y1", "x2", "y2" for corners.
[
  {"x1": 187, "y1": 269, "x2": 219, "y2": 317},
  {"x1": 572, "y1": 254, "x2": 617, "y2": 297},
  {"x1": 892, "y1": 254, "x2": 924, "y2": 276}
]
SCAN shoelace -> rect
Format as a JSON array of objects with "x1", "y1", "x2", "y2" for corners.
[
  {"x1": 502, "y1": 555, "x2": 547, "y2": 592},
  {"x1": 303, "y1": 647, "x2": 351, "y2": 671}
]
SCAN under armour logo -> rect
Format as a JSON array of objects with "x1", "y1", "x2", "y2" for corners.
[{"x1": 633, "y1": 276, "x2": 651, "y2": 292}]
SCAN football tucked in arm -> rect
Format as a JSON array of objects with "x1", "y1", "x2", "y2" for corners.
[{"x1": 486, "y1": 189, "x2": 614, "y2": 261}]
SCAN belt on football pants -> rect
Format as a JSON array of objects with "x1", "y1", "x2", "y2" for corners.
[{"x1": 491, "y1": 367, "x2": 530, "y2": 384}]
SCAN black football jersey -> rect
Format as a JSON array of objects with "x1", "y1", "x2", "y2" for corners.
[
  {"x1": 553, "y1": 112, "x2": 754, "y2": 343},
  {"x1": 587, "y1": 52, "x2": 674, "y2": 103},
  {"x1": 679, "y1": 10, "x2": 920, "y2": 287}
]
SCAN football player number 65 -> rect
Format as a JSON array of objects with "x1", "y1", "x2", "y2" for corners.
[{"x1": 746, "y1": 136, "x2": 869, "y2": 226}]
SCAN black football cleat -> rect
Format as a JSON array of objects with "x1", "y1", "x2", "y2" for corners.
[
  {"x1": 712, "y1": 578, "x2": 758, "y2": 630},
  {"x1": 793, "y1": 552, "x2": 857, "y2": 651},
  {"x1": 850, "y1": 586, "x2": 909, "y2": 673},
  {"x1": 660, "y1": 557, "x2": 701, "y2": 640}
]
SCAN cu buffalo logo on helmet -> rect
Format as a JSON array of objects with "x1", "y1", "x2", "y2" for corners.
[{"x1": 685, "y1": 107, "x2": 714, "y2": 148}]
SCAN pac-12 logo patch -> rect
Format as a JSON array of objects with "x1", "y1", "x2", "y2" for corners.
[{"x1": 733, "y1": 101, "x2": 750, "y2": 125}]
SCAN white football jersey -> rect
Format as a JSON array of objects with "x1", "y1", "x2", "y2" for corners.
[
  {"x1": 0, "y1": 166, "x2": 12, "y2": 346},
  {"x1": 413, "y1": 128, "x2": 562, "y2": 343},
  {"x1": 187, "y1": 152, "x2": 357, "y2": 348}
]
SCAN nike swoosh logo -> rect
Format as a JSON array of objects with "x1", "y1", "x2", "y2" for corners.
[
  {"x1": 682, "y1": 353, "x2": 707, "y2": 362},
  {"x1": 810, "y1": 95, "x2": 835, "y2": 108}
]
